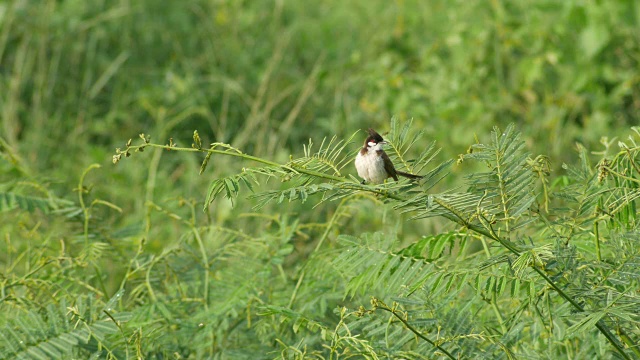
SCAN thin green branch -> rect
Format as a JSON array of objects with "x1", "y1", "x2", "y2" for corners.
[
  {"x1": 434, "y1": 202, "x2": 632, "y2": 359},
  {"x1": 372, "y1": 298, "x2": 457, "y2": 360},
  {"x1": 191, "y1": 226, "x2": 209, "y2": 309},
  {"x1": 130, "y1": 143, "x2": 349, "y2": 183},
  {"x1": 603, "y1": 166, "x2": 640, "y2": 185},
  {"x1": 494, "y1": 144, "x2": 511, "y2": 232},
  {"x1": 77, "y1": 164, "x2": 101, "y2": 246},
  {"x1": 594, "y1": 221, "x2": 602, "y2": 262},
  {"x1": 532, "y1": 267, "x2": 630, "y2": 359}
]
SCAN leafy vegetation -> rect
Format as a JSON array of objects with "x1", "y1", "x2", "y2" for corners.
[{"x1": 2, "y1": 0, "x2": 640, "y2": 359}]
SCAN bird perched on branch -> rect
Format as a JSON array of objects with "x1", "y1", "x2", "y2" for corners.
[{"x1": 355, "y1": 128, "x2": 423, "y2": 184}]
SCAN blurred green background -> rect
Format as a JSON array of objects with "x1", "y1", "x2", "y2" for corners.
[{"x1": 3, "y1": 0, "x2": 638, "y2": 183}]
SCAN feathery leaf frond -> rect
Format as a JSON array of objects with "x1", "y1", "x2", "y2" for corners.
[{"x1": 464, "y1": 124, "x2": 537, "y2": 230}]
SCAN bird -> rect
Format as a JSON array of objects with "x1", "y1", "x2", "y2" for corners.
[{"x1": 355, "y1": 128, "x2": 423, "y2": 184}]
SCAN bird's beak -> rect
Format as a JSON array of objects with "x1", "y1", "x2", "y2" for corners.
[{"x1": 379, "y1": 141, "x2": 388, "y2": 145}]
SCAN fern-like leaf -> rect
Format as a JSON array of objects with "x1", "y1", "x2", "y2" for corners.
[
  {"x1": 464, "y1": 124, "x2": 537, "y2": 229},
  {"x1": 0, "y1": 297, "x2": 119, "y2": 359},
  {"x1": 296, "y1": 132, "x2": 358, "y2": 176},
  {"x1": 331, "y1": 233, "x2": 436, "y2": 298},
  {"x1": 0, "y1": 192, "x2": 71, "y2": 213}
]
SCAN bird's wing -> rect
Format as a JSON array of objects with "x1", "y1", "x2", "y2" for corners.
[{"x1": 378, "y1": 150, "x2": 398, "y2": 181}]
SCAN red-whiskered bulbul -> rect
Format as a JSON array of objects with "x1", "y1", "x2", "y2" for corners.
[{"x1": 355, "y1": 128, "x2": 423, "y2": 184}]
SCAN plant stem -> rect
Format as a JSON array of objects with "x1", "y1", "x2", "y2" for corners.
[
  {"x1": 532, "y1": 267, "x2": 630, "y2": 359},
  {"x1": 431, "y1": 200, "x2": 632, "y2": 358},
  {"x1": 133, "y1": 143, "x2": 349, "y2": 183},
  {"x1": 78, "y1": 164, "x2": 101, "y2": 246},
  {"x1": 374, "y1": 299, "x2": 456, "y2": 360},
  {"x1": 594, "y1": 221, "x2": 602, "y2": 262},
  {"x1": 192, "y1": 226, "x2": 209, "y2": 309}
]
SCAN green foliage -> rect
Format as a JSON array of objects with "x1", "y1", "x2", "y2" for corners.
[
  {"x1": 0, "y1": 192, "x2": 65, "y2": 213},
  {"x1": 0, "y1": 294, "x2": 121, "y2": 359},
  {"x1": 5, "y1": 118, "x2": 640, "y2": 358}
]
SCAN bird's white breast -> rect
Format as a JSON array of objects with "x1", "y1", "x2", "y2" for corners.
[{"x1": 355, "y1": 148, "x2": 388, "y2": 184}]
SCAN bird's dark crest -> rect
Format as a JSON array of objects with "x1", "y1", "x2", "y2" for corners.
[{"x1": 367, "y1": 128, "x2": 384, "y2": 143}]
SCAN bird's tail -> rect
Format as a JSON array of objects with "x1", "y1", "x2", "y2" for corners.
[{"x1": 396, "y1": 171, "x2": 423, "y2": 181}]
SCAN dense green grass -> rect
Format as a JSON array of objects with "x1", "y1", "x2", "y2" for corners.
[{"x1": 1, "y1": 0, "x2": 640, "y2": 359}]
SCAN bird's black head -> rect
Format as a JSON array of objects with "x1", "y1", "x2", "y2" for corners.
[{"x1": 365, "y1": 128, "x2": 385, "y2": 146}]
